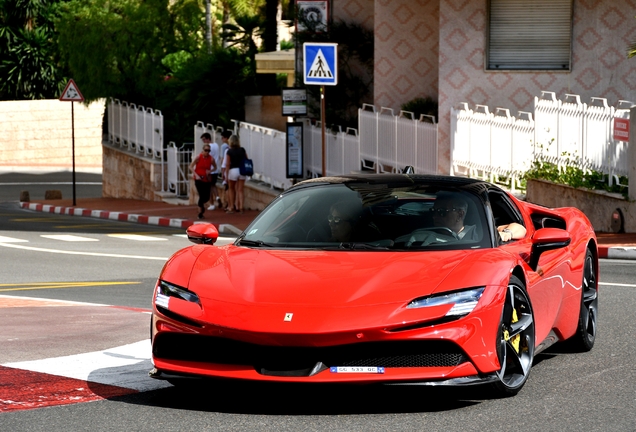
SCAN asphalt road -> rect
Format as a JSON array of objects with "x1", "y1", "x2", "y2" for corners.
[{"x1": 1, "y1": 172, "x2": 635, "y2": 431}]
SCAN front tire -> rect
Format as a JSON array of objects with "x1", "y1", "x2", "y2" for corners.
[{"x1": 491, "y1": 275, "x2": 535, "y2": 397}]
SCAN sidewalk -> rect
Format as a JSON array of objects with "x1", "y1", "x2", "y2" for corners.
[{"x1": 19, "y1": 197, "x2": 636, "y2": 259}]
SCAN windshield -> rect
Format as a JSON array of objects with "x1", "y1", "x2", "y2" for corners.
[{"x1": 239, "y1": 183, "x2": 491, "y2": 251}]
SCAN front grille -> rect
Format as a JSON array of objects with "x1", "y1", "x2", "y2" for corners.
[{"x1": 154, "y1": 333, "x2": 468, "y2": 375}]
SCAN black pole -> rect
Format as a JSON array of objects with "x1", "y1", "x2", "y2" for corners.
[{"x1": 72, "y1": 101, "x2": 76, "y2": 206}]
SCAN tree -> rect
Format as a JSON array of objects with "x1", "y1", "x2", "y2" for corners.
[
  {"x1": 54, "y1": 0, "x2": 203, "y2": 104},
  {"x1": 161, "y1": 48, "x2": 254, "y2": 141},
  {"x1": 0, "y1": 0, "x2": 66, "y2": 100}
]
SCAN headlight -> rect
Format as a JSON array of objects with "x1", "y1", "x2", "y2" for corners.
[
  {"x1": 155, "y1": 280, "x2": 200, "y2": 309},
  {"x1": 407, "y1": 287, "x2": 485, "y2": 317}
]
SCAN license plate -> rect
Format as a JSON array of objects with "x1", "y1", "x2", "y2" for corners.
[{"x1": 330, "y1": 366, "x2": 385, "y2": 374}]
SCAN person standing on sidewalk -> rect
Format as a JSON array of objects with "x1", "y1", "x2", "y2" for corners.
[
  {"x1": 219, "y1": 130, "x2": 231, "y2": 210},
  {"x1": 223, "y1": 134, "x2": 247, "y2": 214},
  {"x1": 201, "y1": 133, "x2": 221, "y2": 211},
  {"x1": 189, "y1": 142, "x2": 216, "y2": 219}
]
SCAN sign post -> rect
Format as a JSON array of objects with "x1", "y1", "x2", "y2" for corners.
[
  {"x1": 303, "y1": 42, "x2": 337, "y2": 177},
  {"x1": 59, "y1": 79, "x2": 85, "y2": 206}
]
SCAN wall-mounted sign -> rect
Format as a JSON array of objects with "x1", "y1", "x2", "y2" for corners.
[
  {"x1": 613, "y1": 118, "x2": 630, "y2": 142},
  {"x1": 286, "y1": 122, "x2": 304, "y2": 178},
  {"x1": 282, "y1": 88, "x2": 307, "y2": 116},
  {"x1": 296, "y1": 0, "x2": 328, "y2": 33}
]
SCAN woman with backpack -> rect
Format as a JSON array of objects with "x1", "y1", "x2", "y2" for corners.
[{"x1": 223, "y1": 134, "x2": 248, "y2": 214}]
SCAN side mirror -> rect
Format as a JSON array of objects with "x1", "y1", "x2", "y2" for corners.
[
  {"x1": 186, "y1": 223, "x2": 219, "y2": 245},
  {"x1": 529, "y1": 228, "x2": 571, "y2": 271}
]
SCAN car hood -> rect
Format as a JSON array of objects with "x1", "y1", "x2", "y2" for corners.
[{"x1": 167, "y1": 245, "x2": 514, "y2": 334}]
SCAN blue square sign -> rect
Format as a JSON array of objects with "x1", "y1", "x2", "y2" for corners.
[{"x1": 303, "y1": 43, "x2": 338, "y2": 86}]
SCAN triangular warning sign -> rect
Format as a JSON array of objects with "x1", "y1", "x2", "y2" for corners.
[
  {"x1": 59, "y1": 79, "x2": 84, "y2": 102},
  {"x1": 307, "y1": 49, "x2": 333, "y2": 79}
]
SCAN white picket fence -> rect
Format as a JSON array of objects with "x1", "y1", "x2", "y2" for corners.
[
  {"x1": 237, "y1": 121, "x2": 292, "y2": 190},
  {"x1": 107, "y1": 98, "x2": 164, "y2": 159},
  {"x1": 195, "y1": 104, "x2": 439, "y2": 192},
  {"x1": 359, "y1": 105, "x2": 438, "y2": 175},
  {"x1": 451, "y1": 91, "x2": 632, "y2": 191},
  {"x1": 111, "y1": 91, "x2": 633, "y2": 199}
]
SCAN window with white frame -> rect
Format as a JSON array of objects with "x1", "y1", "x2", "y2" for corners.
[{"x1": 487, "y1": 0, "x2": 572, "y2": 71}]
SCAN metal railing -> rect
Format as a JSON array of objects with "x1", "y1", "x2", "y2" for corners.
[
  {"x1": 107, "y1": 98, "x2": 163, "y2": 159},
  {"x1": 165, "y1": 142, "x2": 192, "y2": 197},
  {"x1": 237, "y1": 121, "x2": 292, "y2": 190},
  {"x1": 109, "y1": 92, "x2": 632, "y2": 200},
  {"x1": 359, "y1": 104, "x2": 438, "y2": 175},
  {"x1": 303, "y1": 122, "x2": 360, "y2": 178},
  {"x1": 451, "y1": 91, "x2": 632, "y2": 191}
]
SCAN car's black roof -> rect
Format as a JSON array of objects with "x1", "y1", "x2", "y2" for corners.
[{"x1": 292, "y1": 174, "x2": 495, "y2": 196}]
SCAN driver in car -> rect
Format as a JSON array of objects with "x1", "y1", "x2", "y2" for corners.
[
  {"x1": 431, "y1": 192, "x2": 479, "y2": 240},
  {"x1": 399, "y1": 192, "x2": 527, "y2": 246},
  {"x1": 433, "y1": 192, "x2": 526, "y2": 242}
]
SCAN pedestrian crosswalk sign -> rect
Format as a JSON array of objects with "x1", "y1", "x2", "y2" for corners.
[
  {"x1": 59, "y1": 79, "x2": 85, "y2": 102},
  {"x1": 303, "y1": 43, "x2": 337, "y2": 86}
]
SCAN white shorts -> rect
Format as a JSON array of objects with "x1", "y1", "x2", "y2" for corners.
[{"x1": 228, "y1": 167, "x2": 246, "y2": 181}]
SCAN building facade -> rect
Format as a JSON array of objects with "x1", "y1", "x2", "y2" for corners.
[{"x1": 332, "y1": 0, "x2": 636, "y2": 174}]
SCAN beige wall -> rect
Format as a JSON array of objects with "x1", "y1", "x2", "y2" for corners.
[
  {"x1": 0, "y1": 99, "x2": 105, "y2": 173},
  {"x1": 102, "y1": 145, "x2": 163, "y2": 201},
  {"x1": 363, "y1": 0, "x2": 636, "y2": 174},
  {"x1": 374, "y1": 0, "x2": 439, "y2": 110},
  {"x1": 333, "y1": 0, "x2": 374, "y2": 29},
  {"x1": 436, "y1": 0, "x2": 636, "y2": 174}
]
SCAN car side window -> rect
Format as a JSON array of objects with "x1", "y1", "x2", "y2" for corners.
[{"x1": 488, "y1": 190, "x2": 523, "y2": 227}]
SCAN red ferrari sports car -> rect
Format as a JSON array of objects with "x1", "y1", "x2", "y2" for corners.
[{"x1": 150, "y1": 174, "x2": 598, "y2": 396}]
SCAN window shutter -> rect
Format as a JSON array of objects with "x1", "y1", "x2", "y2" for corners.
[{"x1": 488, "y1": 0, "x2": 572, "y2": 70}]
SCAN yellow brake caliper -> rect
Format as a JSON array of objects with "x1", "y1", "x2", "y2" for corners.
[{"x1": 503, "y1": 309, "x2": 521, "y2": 353}]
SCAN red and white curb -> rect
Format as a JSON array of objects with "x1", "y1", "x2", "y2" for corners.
[
  {"x1": 1, "y1": 340, "x2": 170, "y2": 412},
  {"x1": 0, "y1": 295, "x2": 170, "y2": 412},
  {"x1": 20, "y1": 201, "x2": 194, "y2": 229},
  {"x1": 598, "y1": 246, "x2": 636, "y2": 260},
  {"x1": 19, "y1": 202, "x2": 242, "y2": 235}
]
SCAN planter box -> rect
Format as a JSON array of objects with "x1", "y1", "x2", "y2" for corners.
[{"x1": 526, "y1": 179, "x2": 635, "y2": 233}]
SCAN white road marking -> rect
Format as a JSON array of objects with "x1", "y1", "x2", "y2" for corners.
[
  {"x1": 599, "y1": 282, "x2": 636, "y2": 288},
  {"x1": 107, "y1": 234, "x2": 167, "y2": 241},
  {"x1": 3, "y1": 340, "x2": 170, "y2": 392},
  {"x1": 0, "y1": 235, "x2": 28, "y2": 243},
  {"x1": 0, "y1": 242, "x2": 169, "y2": 260},
  {"x1": 0, "y1": 294, "x2": 106, "y2": 307},
  {"x1": 41, "y1": 234, "x2": 99, "y2": 242}
]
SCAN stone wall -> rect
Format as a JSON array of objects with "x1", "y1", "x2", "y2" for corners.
[
  {"x1": 0, "y1": 99, "x2": 105, "y2": 173},
  {"x1": 526, "y1": 179, "x2": 635, "y2": 233},
  {"x1": 102, "y1": 145, "x2": 163, "y2": 201}
]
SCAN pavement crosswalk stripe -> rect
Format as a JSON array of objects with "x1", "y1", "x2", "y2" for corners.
[
  {"x1": 0, "y1": 242, "x2": 169, "y2": 260},
  {"x1": 3, "y1": 340, "x2": 171, "y2": 393},
  {"x1": 107, "y1": 234, "x2": 168, "y2": 241},
  {"x1": 41, "y1": 234, "x2": 99, "y2": 242},
  {"x1": 0, "y1": 235, "x2": 28, "y2": 243}
]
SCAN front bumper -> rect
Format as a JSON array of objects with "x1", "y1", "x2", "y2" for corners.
[{"x1": 150, "y1": 291, "x2": 506, "y2": 384}]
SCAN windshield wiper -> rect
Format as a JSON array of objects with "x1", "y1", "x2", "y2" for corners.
[{"x1": 237, "y1": 239, "x2": 275, "y2": 247}]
